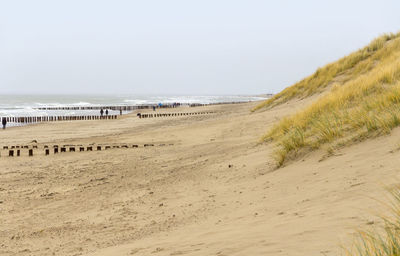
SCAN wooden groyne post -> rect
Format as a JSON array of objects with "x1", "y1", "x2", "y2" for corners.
[{"x1": 1, "y1": 115, "x2": 118, "y2": 124}]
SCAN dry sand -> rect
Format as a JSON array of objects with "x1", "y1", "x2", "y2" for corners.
[{"x1": 1, "y1": 101, "x2": 400, "y2": 256}]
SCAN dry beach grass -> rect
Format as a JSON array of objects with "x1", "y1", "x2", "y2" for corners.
[{"x1": 254, "y1": 33, "x2": 400, "y2": 167}]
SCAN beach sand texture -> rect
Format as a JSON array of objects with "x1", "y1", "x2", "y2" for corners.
[{"x1": 1, "y1": 101, "x2": 400, "y2": 256}]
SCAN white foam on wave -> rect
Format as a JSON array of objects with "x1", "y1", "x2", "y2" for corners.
[
  {"x1": 123, "y1": 95, "x2": 265, "y2": 105},
  {"x1": 71, "y1": 101, "x2": 92, "y2": 106},
  {"x1": 0, "y1": 95, "x2": 267, "y2": 117},
  {"x1": 123, "y1": 99, "x2": 153, "y2": 105},
  {"x1": 32, "y1": 101, "x2": 103, "y2": 108}
]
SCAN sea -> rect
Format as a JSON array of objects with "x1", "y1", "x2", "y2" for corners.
[{"x1": 0, "y1": 94, "x2": 266, "y2": 120}]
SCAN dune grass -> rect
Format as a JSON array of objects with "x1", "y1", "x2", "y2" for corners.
[
  {"x1": 257, "y1": 33, "x2": 400, "y2": 166},
  {"x1": 253, "y1": 33, "x2": 400, "y2": 111},
  {"x1": 345, "y1": 187, "x2": 400, "y2": 256}
]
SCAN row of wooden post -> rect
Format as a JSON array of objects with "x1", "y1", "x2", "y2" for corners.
[
  {"x1": 35, "y1": 103, "x2": 183, "y2": 111},
  {"x1": 2, "y1": 148, "x2": 34, "y2": 157},
  {"x1": 1, "y1": 111, "x2": 213, "y2": 123},
  {"x1": 139, "y1": 111, "x2": 213, "y2": 118},
  {"x1": 0, "y1": 143, "x2": 160, "y2": 157},
  {"x1": 1, "y1": 115, "x2": 118, "y2": 124},
  {"x1": 34, "y1": 101, "x2": 250, "y2": 111}
]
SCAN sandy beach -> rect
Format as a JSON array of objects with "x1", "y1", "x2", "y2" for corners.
[{"x1": 0, "y1": 100, "x2": 399, "y2": 255}]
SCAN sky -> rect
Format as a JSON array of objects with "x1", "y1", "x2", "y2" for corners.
[{"x1": 0, "y1": 0, "x2": 400, "y2": 95}]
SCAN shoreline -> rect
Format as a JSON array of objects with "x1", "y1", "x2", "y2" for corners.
[
  {"x1": 0, "y1": 102, "x2": 249, "y2": 142},
  {"x1": 0, "y1": 100, "x2": 263, "y2": 128}
]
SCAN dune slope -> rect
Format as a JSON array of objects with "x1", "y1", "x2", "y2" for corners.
[{"x1": 255, "y1": 33, "x2": 400, "y2": 166}]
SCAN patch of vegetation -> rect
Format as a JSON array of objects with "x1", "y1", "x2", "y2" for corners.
[
  {"x1": 257, "y1": 33, "x2": 400, "y2": 166},
  {"x1": 345, "y1": 187, "x2": 400, "y2": 256},
  {"x1": 253, "y1": 33, "x2": 400, "y2": 111}
]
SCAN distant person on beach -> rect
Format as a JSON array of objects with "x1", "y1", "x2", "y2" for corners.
[
  {"x1": 2, "y1": 117, "x2": 6, "y2": 129},
  {"x1": 100, "y1": 108, "x2": 104, "y2": 117},
  {"x1": 120, "y1": 108, "x2": 122, "y2": 115},
  {"x1": 153, "y1": 106, "x2": 156, "y2": 111},
  {"x1": 105, "y1": 109, "x2": 109, "y2": 116}
]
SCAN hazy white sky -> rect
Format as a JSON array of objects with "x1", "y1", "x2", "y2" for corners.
[{"x1": 1, "y1": 0, "x2": 400, "y2": 95}]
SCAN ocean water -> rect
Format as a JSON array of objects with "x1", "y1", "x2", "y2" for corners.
[{"x1": 0, "y1": 94, "x2": 266, "y2": 118}]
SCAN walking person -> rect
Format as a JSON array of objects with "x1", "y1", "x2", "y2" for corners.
[
  {"x1": 105, "y1": 109, "x2": 109, "y2": 116},
  {"x1": 120, "y1": 108, "x2": 122, "y2": 115},
  {"x1": 2, "y1": 117, "x2": 7, "y2": 129},
  {"x1": 100, "y1": 108, "x2": 104, "y2": 117}
]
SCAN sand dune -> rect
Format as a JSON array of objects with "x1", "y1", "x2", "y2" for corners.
[{"x1": 1, "y1": 101, "x2": 399, "y2": 255}]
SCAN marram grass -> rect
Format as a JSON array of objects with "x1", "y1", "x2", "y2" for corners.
[
  {"x1": 253, "y1": 32, "x2": 400, "y2": 111},
  {"x1": 345, "y1": 187, "x2": 400, "y2": 256},
  {"x1": 256, "y1": 33, "x2": 400, "y2": 166}
]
